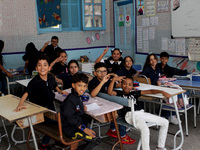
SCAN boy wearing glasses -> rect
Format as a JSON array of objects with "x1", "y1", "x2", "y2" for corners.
[
  {"x1": 40, "y1": 36, "x2": 62, "y2": 63},
  {"x1": 88, "y1": 62, "x2": 117, "y2": 97}
]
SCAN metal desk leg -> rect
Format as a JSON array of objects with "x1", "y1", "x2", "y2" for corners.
[
  {"x1": 28, "y1": 117, "x2": 38, "y2": 150},
  {"x1": 112, "y1": 111, "x2": 123, "y2": 150},
  {"x1": 1, "y1": 118, "x2": 11, "y2": 150},
  {"x1": 172, "y1": 97, "x2": 184, "y2": 150}
]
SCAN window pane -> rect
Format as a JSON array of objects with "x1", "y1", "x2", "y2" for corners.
[
  {"x1": 71, "y1": 0, "x2": 78, "y2": 3},
  {"x1": 85, "y1": 0, "x2": 92, "y2": 3},
  {"x1": 94, "y1": 0, "x2": 102, "y2": 3},
  {"x1": 94, "y1": 16, "x2": 102, "y2": 27},
  {"x1": 61, "y1": 4, "x2": 69, "y2": 28},
  {"x1": 71, "y1": 5, "x2": 79, "y2": 27},
  {"x1": 85, "y1": 16, "x2": 93, "y2": 27},
  {"x1": 94, "y1": 5, "x2": 102, "y2": 15},
  {"x1": 85, "y1": 5, "x2": 93, "y2": 15}
]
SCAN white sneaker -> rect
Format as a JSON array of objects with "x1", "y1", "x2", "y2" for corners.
[{"x1": 168, "y1": 116, "x2": 179, "y2": 125}]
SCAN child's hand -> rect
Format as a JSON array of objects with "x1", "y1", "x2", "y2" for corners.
[
  {"x1": 13, "y1": 105, "x2": 26, "y2": 112},
  {"x1": 60, "y1": 91, "x2": 69, "y2": 96},
  {"x1": 114, "y1": 76, "x2": 125, "y2": 82},
  {"x1": 55, "y1": 56, "x2": 63, "y2": 63},
  {"x1": 162, "y1": 91, "x2": 172, "y2": 98},
  {"x1": 103, "y1": 46, "x2": 109, "y2": 54},
  {"x1": 102, "y1": 74, "x2": 110, "y2": 83},
  {"x1": 7, "y1": 72, "x2": 13, "y2": 78},
  {"x1": 44, "y1": 41, "x2": 50, "y2": 47},
  {"x1": 56, "y1": 78, "x2": 63, "y2": 85},
  {"x1": 108, "y1": 73, "x2": 118, "y2": 77},
  {"x1": 84, "y1": 128, "x2": 96, "y2": 138},
  {"x1": 84, "y1": 105, "x2": 87, "y2": 111}
]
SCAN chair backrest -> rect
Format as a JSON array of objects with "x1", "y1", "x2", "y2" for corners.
[
  {"x1": 132, "y1": 63, "x2": 142, "y2": 71},
  {"x1": 133, "y1": 75, "x2": 151, "y2": 84}
]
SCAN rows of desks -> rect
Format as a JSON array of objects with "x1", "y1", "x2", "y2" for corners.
[{"x1": 1, "y1": 78, "x2": 197, "y2": 150}]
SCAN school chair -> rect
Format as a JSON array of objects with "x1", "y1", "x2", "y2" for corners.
[
  {"x1": 0, "y1": 117, "x2": 11, "y2": 150},
  {"x1": 132, "y1": 62, "x2": 143, "y2": 72},
  {"x1": 159, "y1": 88, "x2": 196, "y2": 136},
  {"x1": 96, "y1": 92, "x2": 158, "y2": 150}
]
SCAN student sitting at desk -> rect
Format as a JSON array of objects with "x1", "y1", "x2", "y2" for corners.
[
  {"x1": 142, "y1": 53, "x2": 161, "y2": 86},
  {"x1": 60, "y1": 73, "x2": 100, "y2": 150},
  {"x1": 14, "y1": 55, "x2": 68, "y2": 150},
  {"x1": 88, "y1": 62, "x2": 135, "y2": 144},
  {"x1": 50, "y1": 50, "x2": 68, "y2": 75},
  {"x1": 158, "y1": 52, "x2": 188, "y2": 77},
  {"x1": 22, "y1": 42, "x2": 40, "y2": 76},
  {"x1": 108, "y1": 76, "x2": 170, "y2": 150},
  {"x1": 95, "y1": 46, "x2": 123, "y2": 73},
  {"x1": 0, "y1": 40, "x2": 12, "y2": 94},
  {"x1": 115, "y1": 56, "x2": 138, "y2": 76},
  {"x1": 58, "y1": 59, "x2": 79, "y2": 89}
]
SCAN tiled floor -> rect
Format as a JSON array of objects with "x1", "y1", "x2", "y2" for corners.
[{"x1": 0, "y1": 109, "x2": 200, "y2": 150}]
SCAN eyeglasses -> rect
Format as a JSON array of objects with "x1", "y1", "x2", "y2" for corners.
[
  {"x1": 96, "y1": 70, "x2": 107, "y2": 74},
  {"x1": 52, "y1": 40, "x2": 58, "y2": 43}
]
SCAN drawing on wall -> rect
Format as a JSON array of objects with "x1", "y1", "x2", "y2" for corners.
[
  {"x1": 137, "y1": 0, "x2": 145, "y2": 15},
  {"x1": 172, "y1": 0, "x2": 180, "y2": 11},
  {"x1": 146, "y1": 0, "x2": 156, "y2": 16},
  {"x1": 125, "y1": 15, "x2": 131, "y2": 27},
  {"x1": 172, "y1": 57, "x2": 196, "y2": 73},
  {"x1": 86, "y1": 37, "x2": 91, "y2": 44},
  {"x1": 95, "y1": 33, "x2": 100, "y2": 40},
  {"x1": 119, "y1": 15, "x2": 124, "y2": 27},
  {"x1": 156, "y1": 0, "x2": 170, "y2": 13}
]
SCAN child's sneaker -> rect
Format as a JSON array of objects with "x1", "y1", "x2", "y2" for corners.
[
  {"x1": 39, "y1": 143, "x2": 51, "y2": 150},
  {"x1": 106, "y1": 129, "x2": 118, "y2": 138},
  {"x1": 121, "y1": 134, "x2": 136, "y2": 144},
  {"x1": 168, "y1": 116, "x2": 179, "y2": 125}
]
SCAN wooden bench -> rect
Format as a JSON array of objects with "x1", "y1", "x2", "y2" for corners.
[{"x1": 26, "y1": 110, "x2": 83, "y2": 150}]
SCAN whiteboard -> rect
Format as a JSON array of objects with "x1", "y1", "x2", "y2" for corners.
[{"x1": 171, "y1": 0, "x2": 200, "y2": 37}]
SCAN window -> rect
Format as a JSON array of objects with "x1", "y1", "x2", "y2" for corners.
[{"x1": 36, "y1": 0, "x2": 106, "y2": 34}]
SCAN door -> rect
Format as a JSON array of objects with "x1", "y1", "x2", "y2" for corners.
[{"x1": 114, "y1": 0, "x2": 135, "y2": 58}]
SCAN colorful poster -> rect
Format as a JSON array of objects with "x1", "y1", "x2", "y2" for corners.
[
  {"x1": 119, "y1": 15, "x2": 124, "y2": 27},
  {"x1": 125, "y1": 15, "x2": 131, "y2": 27},
  {"x1": 146, "y1": 0, "x2": 156, "y2": 16},
  {"x1": 137, "y1": 0, "x2": 145, "y2": 15},
  {"x1": 157, "y1": 0, "x2": 170, "y2": 13}
]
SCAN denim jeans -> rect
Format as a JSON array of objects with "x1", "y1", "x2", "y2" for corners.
[{"x1": 110, "y1": 121, "x2": 126, "y2": 137}]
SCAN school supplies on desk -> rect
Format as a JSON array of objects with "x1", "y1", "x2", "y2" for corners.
[{"x1": 81, "y1": 94, "x2": 89, "y2": 102}]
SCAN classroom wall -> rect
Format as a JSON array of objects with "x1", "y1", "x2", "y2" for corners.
[{"x1": 0, "y1": 0, "x2": 115, "y2": 69}]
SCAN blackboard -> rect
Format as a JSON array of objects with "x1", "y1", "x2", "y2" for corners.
[{"x1": 171, "y1": 0, "x2": 200, "y2": 38}]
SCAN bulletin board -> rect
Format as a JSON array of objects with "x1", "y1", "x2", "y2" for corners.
[{"x1": 136, "y1": 0, "x2": 188, "y2": 56}]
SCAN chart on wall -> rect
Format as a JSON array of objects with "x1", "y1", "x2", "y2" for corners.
[{"x1": 136, "y1": 0, "x2": 188, "y2": 56}]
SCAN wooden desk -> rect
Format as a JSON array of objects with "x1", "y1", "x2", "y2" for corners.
[
  {"x1": 137, "y1": 83, "x2": 186, "y2": 150},
  {"x1": 173, "y1": 79, "x2": 200, "y2": 91},
  {"x1": 16, "y1": 78, "x2": 32, "y2": 87},
  {"x1": 0, "y1": 95, "x2": 48, "y2": 150},
  {"x1": 55, "y1": 89, "x2": 124, "y2": 150}
]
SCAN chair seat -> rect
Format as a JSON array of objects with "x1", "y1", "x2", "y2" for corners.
[{"x1": 161, "y1": 104, "x2": 194, "y2": 112}]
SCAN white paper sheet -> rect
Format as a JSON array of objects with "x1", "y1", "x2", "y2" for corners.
[{"x1": 85, "y1": 103, "x2": 100, "y2": 111}]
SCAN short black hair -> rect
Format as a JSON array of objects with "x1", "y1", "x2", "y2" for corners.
[
  {"x1": 57, "y1": 49, "x2": 67, "y2": 57},
  {"x1": 37, "y1": 54, "x2": 50, "y2": 65},
  {"x1": 111, "y1": 48, "x2": 122, "y2": 55},
  {"x1": 51, "y1": 36, "x2": 59, "y2": 41},
  {"x1": 94, "y1": 62, "x2": 107, "y2": 71},
  {"x1": 160, "y1": 52, "x2": 169, "y2": 58},
  {"x1": 122, "y1": 75, "x2": 133, "y2": 84},
  {"x1": 72, "y1": 73, "x2": 88, "y2": 84}
]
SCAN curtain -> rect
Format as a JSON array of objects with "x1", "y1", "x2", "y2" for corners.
[{"x1": 37, "y1": 0, "x2": 61, "y2": 28}]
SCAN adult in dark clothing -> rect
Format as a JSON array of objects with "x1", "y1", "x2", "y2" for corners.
[
  {"x1": 0, "y1": 40, "x2": 12, "y2": 94},
  {"x1": 115, "y1": 56, "x2": 137, "y2": 76},
  {"x1": 22, "y1": 42, "x2": 40, "y2": 76},
  {"x1": 158, "y1": 52, "x2": 188, "y2": 77},
  {"x1": 40, "y1": 36, "x2": 62, "y2": 63},
  {"x1": 95, "y1": 47, "x2": 123, "y2": 73},
  {"x1": 60, "y1": 73, "x2": 100, "y2": 150}
]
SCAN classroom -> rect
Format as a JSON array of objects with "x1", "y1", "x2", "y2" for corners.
[{"x1": 0, "y1": 0, "x2": 200, "y2": 150}]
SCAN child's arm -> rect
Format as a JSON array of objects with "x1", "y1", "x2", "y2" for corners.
[
  {"x1": 107, "y1": 76, "x2": 119, "y2": 96},
  {"x1": 40, "y1": 41, "x2": 50, "y2": 52},
  {"x1": 55, "y1": 87, "x2": 69, "y2": 96},
  {"x1": 14, "y1": 92, "x2": 28, "y2": 112},
  {"x1": 49, "y1": 56, "x2": 62, "y2": 71},
  {"x1": 0, "y1": 64, "x2": 12, "y2": 77},
  {"x1": 141, "y1": 90, "x2": 171, "y2": 98},
  {"x1": 90, "y1": 74, "x2": 110, "y2": 97},
  {"x1": 95, "y1": 46, "x2": 109, "y2": 63},
  {"x1": 23, "y1": 60, "x2": 28, "y2": 75}
]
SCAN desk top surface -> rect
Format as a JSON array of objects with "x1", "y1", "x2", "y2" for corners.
[
  {"x1": 172, "y1": 79, "x2": 200, "y2": 89},
  {"x1": 137, "y1": 83, "x2": 186, "y2": 98},
  {"x1": 0, "y1": 95, "x2": 48, "y2": 122},
  {"x1": 55, "y1": 89, "x2": 123, "y2": 117}
]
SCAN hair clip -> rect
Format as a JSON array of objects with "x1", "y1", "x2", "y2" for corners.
[
  {"x1": 148, "y1": 52, "x2": 153, "y2": 55},
  {"x1": 111, "y1": 48, "x2": 122, "y2": 54}
]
